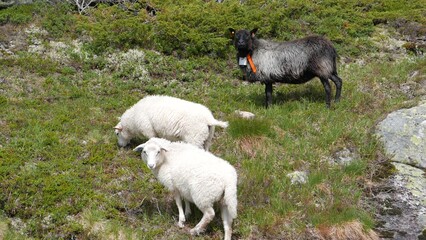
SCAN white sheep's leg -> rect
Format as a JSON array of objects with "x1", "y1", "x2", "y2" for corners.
[
  {"x1": 184, "y1": 199, "x2": 191, "y2": 218},
  {"x1": 174, "y1": 193, "x2": 186, "y2": 228},
  {"x1": 203, "y1": 125, "x2": 215, "y2": 151},
  {"x1": 221, "y1": 203, "x2": 233, "y2": 240},
  {"x1": 190, "y1": 207, "x2": 215, "y2": 236}
]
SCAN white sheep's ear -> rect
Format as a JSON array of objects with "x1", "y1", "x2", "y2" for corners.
[
  {"x1": 114, "y1": 122, "x2": 123, "y2": 131},
  {"x1": 133, "y1": 144, "x2": 145, "y2": 152},
  {"x1": 161, "y1": 147, "x2": 168, "y2": 152}
]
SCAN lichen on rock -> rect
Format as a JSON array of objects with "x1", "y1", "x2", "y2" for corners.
[
  {"x1": 374, "y1": 101, "x2": 426, "y2": 239},
  {"x1": 376, "y1": 101, "x2": 426, "y2": 169}
]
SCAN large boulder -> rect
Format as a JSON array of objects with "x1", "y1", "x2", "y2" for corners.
[
  {"x1": 376, "y1": 101, "x2": 426, "y2": 169},
  {"x1": 374, "y1": 102, "x2": 426, "y2": 239}
]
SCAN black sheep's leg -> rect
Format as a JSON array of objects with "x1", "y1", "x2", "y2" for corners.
[
  {"x1": 265, "y1": 82, "x2": 273, "y2": 108},
  {"x1": 320, "y1": 78, "x2": 331, "y2": 108},
  {"x1": 330, "y1": 74, "x2": 342, "y2": 103}
]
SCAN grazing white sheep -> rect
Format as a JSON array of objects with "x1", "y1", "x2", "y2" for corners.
[
  {"x1": 114, "y1": 95, "x2": 228, "y2": 150},
  {"x1": 134, "y1": 138, "x2": 238, "y2": 240}
]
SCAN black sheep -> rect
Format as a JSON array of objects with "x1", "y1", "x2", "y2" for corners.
[{"x1": 229, "y1": 28, "x2": 342, "y2": 108}]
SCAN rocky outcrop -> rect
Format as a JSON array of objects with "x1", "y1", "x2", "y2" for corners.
[
  {"x1": 376, "y1": 102, "x2": 426, "y2": 169},
  {"x1": 0, "y1": 0, "x2": 34, "y2": 9},
  {"x1": 374, "y1": 102, "x2": 426, "y2": 239}
]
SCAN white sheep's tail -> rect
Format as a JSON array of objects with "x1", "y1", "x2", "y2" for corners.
[
  {"x1": 204, "y1": 119, "x2": 228, "y2": 151},
  {"x1": 223, "y1": 178, "x2": 238, "y2": 219},
  {"x1": 209, "y1": 119, "x2": 229, "y2": 129}
]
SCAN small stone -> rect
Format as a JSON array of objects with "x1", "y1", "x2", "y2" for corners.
[
  {"x1": 234, "y1": 110, "x2": 255, "y2": 119},
  {"x1": 331, "y1": 147, "x2": 360, "y2": 165},
  {"x1": 286, "y1": 171, "x2": 308, "y2": 185},
  {"x1": 409, "y1": 70, "x2": 419, "y2": 79}
]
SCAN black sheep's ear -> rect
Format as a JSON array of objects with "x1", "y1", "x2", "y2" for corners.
[
  {"x1": 228, "y1": 28, "x2": 235, "y2": 39},
  {"x1": 250, "y1": 28, "x2": 258, "y2": 37}
]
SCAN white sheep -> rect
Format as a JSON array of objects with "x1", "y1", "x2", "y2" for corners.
[
  {"x1": 114, "y1": 95, "x2": 228, "y2": 150},
  {"x1": 134, "y1": 138, "x2": 238, "y2": 240}
]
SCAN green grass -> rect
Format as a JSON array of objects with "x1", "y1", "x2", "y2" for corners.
[
  {"x1": 0, "y1": 0, "x2": 426, "y2": 239},
  {"x1": 2, "y1": 55, "x2": 425, "y2": 239},
  {"x1": 228, "y1": 117, "x2": 273, "y2": 138}
]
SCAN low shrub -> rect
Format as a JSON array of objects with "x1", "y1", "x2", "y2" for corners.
[
  {"x1": 0, "y1": 3, "x2": 40, "y2": 24},
  {"x1": 41, "y1": 2, "x2": 77, "y2": 39},
  {"x1": 76, "y1": 4, "x2": 154, "y2": 54}
]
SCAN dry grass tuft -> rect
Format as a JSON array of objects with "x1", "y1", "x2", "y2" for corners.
[
  {"x1": 237, "y1": 136, "x2": 269, "y2": 158},
  {"x1": 78, "y1": 214, "x2": 138, "y2": 240},
  {"x1": 0, "y1": 221, "x2": 7, "y2": 240},
  {"x1": 315, "y1": 220, "x2": 379, "y2": 240}
]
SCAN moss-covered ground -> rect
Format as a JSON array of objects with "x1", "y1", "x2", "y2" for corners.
[{"x1": 0, "y1": 0, "x2": 425, "y2": 239}]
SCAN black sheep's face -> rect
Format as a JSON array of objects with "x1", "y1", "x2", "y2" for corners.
[
  {"x1": 229, "y1": 28, "x2": 258, "y2": 56},
  {"x1": 234, "y1": 30, "x2": 251, "y2": 51}
]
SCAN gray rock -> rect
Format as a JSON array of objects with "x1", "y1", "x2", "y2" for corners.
[
  {"x1": 392, "y1": 163, "x2": 426, "y2": 207},
  {"x1": 331, "y1": 147, "x2": 360, "y2": 165},
  {"x1": 286, "y1": 171, "x2": 308, "y2": 185},
  {"x1": 371, "y1": 163, "x2": 426, "y2": 239},
  {"x1": 234, "y1": 110, "x2": 255, "y2": 119},
  {"x1": 399, "y1": 81, "x2": 418, "y2": 99},
  {"x1": 376, "y1": 101, "x2": 426, "y2": 169},
  {"x1": 374, "y1": 102, "x2": 426, "y2": 239},
  {"x1": 0, "y1": 0, "x2": 34, "y2": 9}
]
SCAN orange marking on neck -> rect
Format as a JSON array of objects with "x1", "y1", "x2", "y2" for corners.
[{"x1": 247, "y1": 54, "x2": 256, "y2": 73}]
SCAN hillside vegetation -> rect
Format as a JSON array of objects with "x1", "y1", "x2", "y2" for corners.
[{"x1": 0, "y1": 0, "x2": 425, "y2": 239}]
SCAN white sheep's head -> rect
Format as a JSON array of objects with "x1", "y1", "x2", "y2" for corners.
[
  {"x1": 114, "y1": 122, "x2": 131, "y2": 147},
  {"x1": 133, "y1": 138, "x2": 169, "y2": 170}
]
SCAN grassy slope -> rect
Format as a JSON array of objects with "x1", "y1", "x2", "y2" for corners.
[{"x1": 0, "y1": 0, "x2": 425, "y2": 239}]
